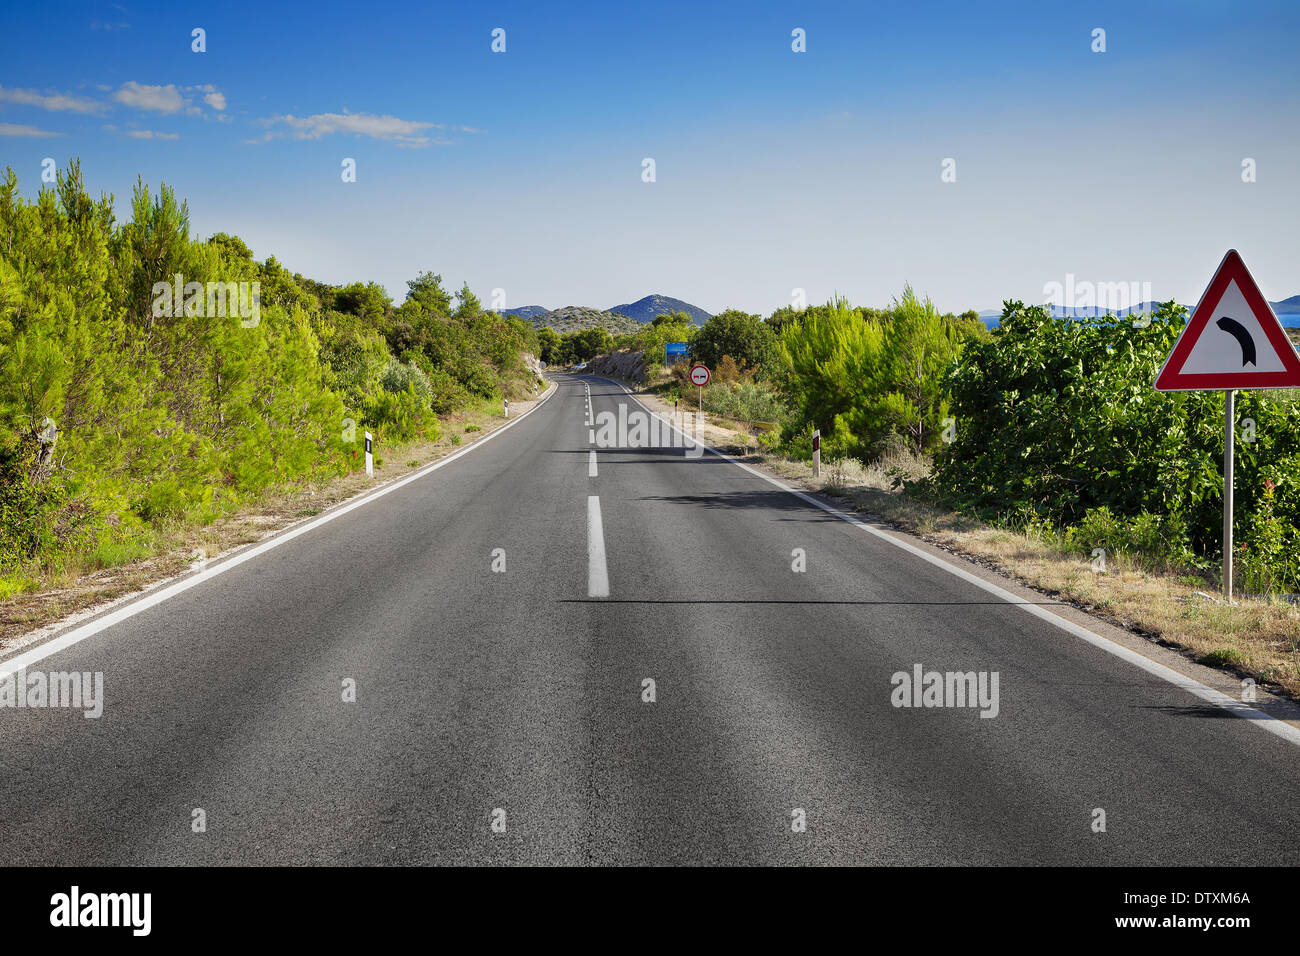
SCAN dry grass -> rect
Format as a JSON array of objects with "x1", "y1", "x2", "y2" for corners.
[{"x1": 0, "y1": 389, "x2": 552, "y2": 650}]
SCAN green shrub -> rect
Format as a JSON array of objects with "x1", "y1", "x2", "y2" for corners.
[
  {"x1": 0, "y1": 436, "x2": 63, "y2": 564},
  {"x1": 1061, "y1": 506, "x2": 1201, "y2": 574},
  {"x1": 1198, "y1": 647, "x2": 1245, "y2": 668},
  {"x1": 934, "y1": 300, "x2": 1300, "y2": 588},
  {"x1": 379, "y1": 358, "x2": 432, "y2": 404},
  {"x1": 704, "y1": 381, "x2": 789, "y2": 423},
  {"x1": 778, "y1": 288, "x2": 968, "y2": 460},
  {"x1": 1239, "y1": 479, "x2": 1299, "y2": 593}
]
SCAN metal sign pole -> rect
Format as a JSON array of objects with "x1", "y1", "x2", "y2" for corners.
[
  {"x1": 1223, "y1": 389, "x2": 1235, "y2": 602},
  {"x1": 1155, "y1": 252, "x2": 1300, "y2": 603}
]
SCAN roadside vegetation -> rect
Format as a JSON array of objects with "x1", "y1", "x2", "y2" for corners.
[
  {"x1": 582, "y1": 290, "x2": 1300, "y2": 695},
  {"x1": 586, "y1": 291, "x2": 1299, "y2": 597},
  {"x1": 0, "y1": 163, "x2": 543, "y2": 599}
]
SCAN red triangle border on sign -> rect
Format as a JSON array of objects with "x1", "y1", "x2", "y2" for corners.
[{"x1": 1154, "y1": 249, "x2": 1300, "y2": 391}]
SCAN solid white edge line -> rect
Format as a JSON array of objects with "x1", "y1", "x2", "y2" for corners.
[
  {"x1": 586, "y1": 375, "x2": 1300, "y2": 748},
  {"x1": 587, "y1": 495, "x2": 609, "y2": 598},
  {"x1": 0, "y1": 380, "x2": 562, "y2": 680}
]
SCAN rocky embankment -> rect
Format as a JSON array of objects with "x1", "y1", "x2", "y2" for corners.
[{"x1": 586, "y1": 349, "x2": 649, "y2": 384}]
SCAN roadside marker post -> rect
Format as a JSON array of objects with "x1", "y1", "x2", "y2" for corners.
[
  {"x1": 1154, "y1": 249, "x2": 1300, "y2": 601},
  {"x1": 503, "y1": 398, "x2": 509, "y2": 419},
  {"x1": 812, "y1": 429, "x2": 821, "y2": 478},
  {"x1": 364, "y1": 431, "x2": 373, "y2": 478}
]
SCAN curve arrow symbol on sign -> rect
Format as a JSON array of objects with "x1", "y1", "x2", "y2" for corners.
[{"x1": 1215, "y1": 316, "x2": 1257, "y2": 367}]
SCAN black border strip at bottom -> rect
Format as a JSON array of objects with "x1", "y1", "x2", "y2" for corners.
[{"x1": 1, "y1": 865, "x2": 1285, "y2": 942}]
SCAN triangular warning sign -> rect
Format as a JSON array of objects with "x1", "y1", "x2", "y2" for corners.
[{"x1": 1155, "y1": 249, "x2": 1300, "y2": 390}]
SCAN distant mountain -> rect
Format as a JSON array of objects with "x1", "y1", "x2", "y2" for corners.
[
  {"x1": 528, "y1": 306, "x2": 643, "y2": 336},
  {"x1": 977, "y1": 296, "x2": 1300, "y2": 320},
  {"x1": 980, "y1": 302, "x2": 1171, "y2": 320},
  {"x1": 608, "y1": 294, "x2": 711, "y2": 325},
  {"x1": 501, "y1": 305, "x2": 550, "y2": 320},
  {"x1": 1047, "y1": 301, "x2": 1171, "y2": 319}
]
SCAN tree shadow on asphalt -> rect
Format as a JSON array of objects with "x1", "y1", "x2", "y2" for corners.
[
  {"x1": 559, "y1": 598, "x2": 1069, "y2": 606},
  {"x1": 548, "y1": 446, "x2": 732, "y2": 462},
  {"x1": 632, "y1": 489, "x2": 841, "y2": 517},
  {"x1": 545, "y1": 448, "x2": 732, "y2": 463},
  {"x1": 1144, "y1": 704, "x2": 1271, "y2": 719}
]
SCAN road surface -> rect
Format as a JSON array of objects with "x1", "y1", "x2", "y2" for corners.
[{"x1": 1, "y1": 374, "x2": 1297, "y2": 865}]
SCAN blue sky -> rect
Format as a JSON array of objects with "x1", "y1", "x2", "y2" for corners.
[{"x1": 3, "y1": 0, "x2": 1299, "y2": 314}]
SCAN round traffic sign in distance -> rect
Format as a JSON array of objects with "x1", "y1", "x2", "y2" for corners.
[{"x1": 689, "y1": 364, "x2": 710, "y2": 386}]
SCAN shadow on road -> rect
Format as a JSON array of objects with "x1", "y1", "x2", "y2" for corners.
[
  {"x1": 559, "y1": 598, "x2": 1070, "y2": 606},
  {"x1": 1145, "y1": 704, "x2": 1265, "y2": 719},
  {"x1": 632, "y1": 489, "x2": 844, "y2": 518}
]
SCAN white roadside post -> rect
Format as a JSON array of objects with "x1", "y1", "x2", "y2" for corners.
[
  {"x1": 503, "y1": 398, "x2": 509, "y2": 419},
  {"x1": 364, "y1": 431, "x2": 373, "y2": 478},
  {"x1": 812, "y1": 429, "x2": 821, "y2": 478},
  {"x1": 1154, "y1": 249, "x2": 1300, "y2": 603},
  {"x1": 36, "y1": 416, "x2": 57, "y2": 474}
]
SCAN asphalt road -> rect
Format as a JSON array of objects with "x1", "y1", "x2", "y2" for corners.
[{"x1": 1, "y1": 374, "x2": 1298, "y2": 865}]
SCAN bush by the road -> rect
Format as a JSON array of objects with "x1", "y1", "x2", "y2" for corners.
[
  {"x1": 0, "y1": 162, "x2": 535, "y2": 591},
  {"x1": 934, "y1": 301, "x2": 1300, "y2": 589},
  {"x1": 778, "y1": 288, "x2": 975, "y2": 461}
]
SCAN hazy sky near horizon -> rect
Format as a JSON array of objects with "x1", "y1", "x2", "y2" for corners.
[{"x1": 3, "y1": 0, "x2": 1299, "y2": 315}]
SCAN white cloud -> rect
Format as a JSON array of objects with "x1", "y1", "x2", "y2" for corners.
[
  {"x1": 0, "y1": 85, "x2": 107, "y2": 114},
  {"x1": 0, "y1": 122, "x2": 65, "y2": 138},
  {"x1": 125, "y1": 129, "x2": 180, "y2": 140},
  {"x1": 112, "y1": 81, "x2": 186, "y2": 113},
  {"x1": 258, "y1": 109, "x2": 448, "y2": 147},
  {"x1": 110, "y1": 81, "x2": 227, "y2": 118}
]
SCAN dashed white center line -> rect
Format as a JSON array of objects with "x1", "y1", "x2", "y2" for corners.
[
  {"x1": 588, "y1": 449, "x2": 598, "y2": 477},
  {"x1": 587, "y1": 495, "x2": 609, "y2": 598}
]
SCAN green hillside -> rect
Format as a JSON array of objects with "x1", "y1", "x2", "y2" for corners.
[{"x1": 530, "y1": 306, "x2": 642, "y2": 336}]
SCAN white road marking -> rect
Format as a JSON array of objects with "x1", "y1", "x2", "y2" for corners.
[
  {"x1": 0, "y1": 382, "x2": 561, "y2": 679},
  {"x1": 595, "y1": 377, "x2": 1300, "y2": 748},
  {"x1": 587, "y1": 495, "x2": 609, "y2": 598},
  {"x1": 589, "y1": 449, "x2": 598, "y2": 477}
]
